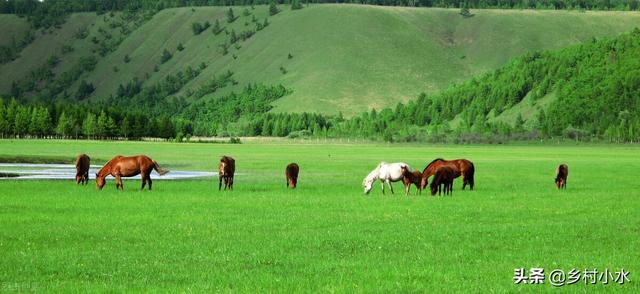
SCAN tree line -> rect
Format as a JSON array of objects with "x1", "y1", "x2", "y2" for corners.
[
  {"x1": 2, "y1": 0, "x2": 639, "y2": 28},
  {"x1": 0, "y1": 98, "x2": 175, "y2": 139}
]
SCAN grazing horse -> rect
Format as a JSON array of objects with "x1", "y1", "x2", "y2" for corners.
[
  {"x1": 400, "y1": 165, "x2": 423, "y2": 195},
  {"x1": 75, "y1": 154, "x2": 90, "y2": 185},
  {"x1": 285, "y1": 163, "x2": 299, "y2": 189},
  {"x1": 430, "y1": 166, "x2": 455, "y2": 196},
  {"x1": 362, "y1": 162, "x2": 411, "y2": 195},
  {"x1": 555, "y1": 164, "x2": 569, "y2": 189},
  {"x1": 421, "y1": 158, "x2": 475, "y2": 191},
  {"x1": 218, "y1": 156, "x2": 236, "y2": 191},
  {"x1": 96, "y1": 155, "x2": 168, "y2": 190}
]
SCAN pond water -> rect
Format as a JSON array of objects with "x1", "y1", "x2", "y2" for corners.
[{"x1": 0, "y1": 163, "x2": 215, "y2": 180}]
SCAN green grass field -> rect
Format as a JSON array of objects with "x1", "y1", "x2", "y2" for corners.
[
  {"x1": 3, "y1": 5, "x2": 640, "y2": 115},
  {"x1": 0, "y1": 139, "x2": 638, "y2": 291}
]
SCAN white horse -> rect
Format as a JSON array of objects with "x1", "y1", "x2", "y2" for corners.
[{"x1": 363, "y1": 162, "x2": 411, "y2": 195}]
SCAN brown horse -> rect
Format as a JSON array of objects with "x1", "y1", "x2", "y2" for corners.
[
  {"x1": 555, "y1": 164, "x2": 569, "y2": 189},
  {"x1": 218, "y1": 156, "x2": 235, "y2": 191},
  {"x1": 96, "y1": 155, "x2": 168, "y2": 190},
  {"x1": 430, "y1": 166, "x2": 455, "y2": 196},
  {"x1": 75, "y1": 153, "x2": 90, "y2": 185},
  {"x1": 421, "y1": 158, "x2": 475, "y2": 191},
  {"x1": 285, "y1": 163, "x2": 299, "y2": 188},
  {"x1": 400, "y1": 165, "x2": 423, "y2": 195}
]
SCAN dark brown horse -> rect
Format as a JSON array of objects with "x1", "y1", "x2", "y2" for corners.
[
  {"x1": 421, "y1": 158, "x2": 475, "y2": 191},
  {"x1": 555, "y1": 164, "x2": 569, "y2": 189},
  {"x1": 75, "y1": 153, "x2": 90, "y2": 185},
  {"x1": 96, "y1": 155, "x2": 168, "y2": 190},
  {"x1": 218, "y1": 156, "x2": 235, "y2": 191},
  {"x1": 400, "y1": 165, "x2": 423, "y2": 195},
  {"x1": 285, "y1": 163, "x2": 299, "y2": 188},
  {"x1": 430, "y1": 166, "x2": 455, "y2": 196}
]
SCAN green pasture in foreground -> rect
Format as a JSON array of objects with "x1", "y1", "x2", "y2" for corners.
[{"x1": 0, "y1": 139, "x2": 638, "y2": 292}]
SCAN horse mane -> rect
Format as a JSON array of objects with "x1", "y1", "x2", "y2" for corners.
[
  {"x1": 97, "y1": 155, "x2": 122, "y2": 176},
  {"x1": 363, "y1": 163, "x2": 384, "y2": 185},
  {"x1": 425, "y1": 158, "x2": 445, "y2": 170}
]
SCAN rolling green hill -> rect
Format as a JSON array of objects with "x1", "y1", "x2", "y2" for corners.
[{"x1": 2, "y1": 5, "x2": 640, "y2": 116}]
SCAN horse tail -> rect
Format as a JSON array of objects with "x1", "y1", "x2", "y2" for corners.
[
  {"x1": 153, "y1": 161, "x2": 169, "y2": 175},
  {"x1": 467, "y1": 161, "x2": 475, "y2": 189}
]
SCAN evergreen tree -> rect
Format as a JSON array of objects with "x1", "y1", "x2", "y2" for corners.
[
  {"x1": 82, "y1": 112, "x2": 97, "y2": 138},
  {"x1": 96, "y1": 111, "x2": 108, "y2": 138},
  {"x1": 269, "y1": 1, "x2": 279, "y2": 16},
  {"x1": 29, "y1": 107, "x2": 51, "y2": 137},
  {"x1": 14, "y1": 106, "x2": 30, "y2": 137},
  {"x1": 212, "y1": 19, "x2": 222, "y2": 35},
  {"x1": 121, "y1": 117, "x2": 130, "y2": 139},
  {"x1": 229, "y1": 29, "x2": 238, "y2": 44},
  {"x1": 5, "y1": 99, "x2": 18, "y2": 136},
  {"x1": 291, "y1": 0, "x2": 303, "y2": 10},
  {"x1": 0, "y1": 99, "x2": 7, "y2": 137},
  {"x1": 160, "y1": 49, "x2": 172, "y2": 64},
  {"x1": 514, "y1": 113, "x2": 526, "y2": 133},
  {"x1": 56, "y1": 111, "x2": 74, "y2": 137},
  {"x1": 227, "y1": 8, "x2": 236, "y2": 23},
  {"x1": 76, "y1": 80, "x2": 95, "y2": 100},
  {"x1": 105, "y1": 116, "x2": 117, "y2": 138}
]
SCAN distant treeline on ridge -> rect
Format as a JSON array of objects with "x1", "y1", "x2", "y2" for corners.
[{"x1": 1, "y1": 0, "x2": 639, "y2": 28}]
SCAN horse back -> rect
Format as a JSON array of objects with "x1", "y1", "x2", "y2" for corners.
[
  {"x1": 435, "y1": 166, "x2": 455, "y2": 182},
  {"x1": 219, "y1": 156, "x2": 235, "y2": 176},
  {"x1": 556, "y1": 164, "x2": 568, "y2": 178},
  {"x1": 76, "y1": 154, "x2": 90, "y2": 171},
  {"x1": 286, "y1": 163, "x2": 299, "y2": 178}
]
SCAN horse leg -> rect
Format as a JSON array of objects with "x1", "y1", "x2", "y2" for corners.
[
  {"x1": 380, "y1": 182, "x2": 385, "y2": 195},
  {"x1": 229, "y1": 177, "x2": 233, "y2": 190},
  {"x1": 115, "y1": 174, "x2": 123, "y2": 190},
  {"x1": 388, "y1": 181, "x2": 395, "y2": 195},
  {"x1": 141, "y1": 174, "x2": 146, "y2": 190},
  {"x1": 461, "y1": 174, "x2": 467, "y2": 190},
  {"x1": 218, "y1": 176, "x2": 223, "y2": 191},
  {"x1": 148, "y1": 176, "x2": 152, "y2": 191}
]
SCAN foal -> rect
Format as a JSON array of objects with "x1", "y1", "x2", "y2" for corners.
[
  {"x1": 555, "y1": 164, "x2": 569, "y2": 189},
  {"x1": 285, "y1": 163, "x2": 299, "y2": 188},
  {"x1": 75, "y1": 154, "x2": 90, "y2": 185},
  {"x1": 218, "y1": 156, "x2": 236, "y2": 191},
  {"x1": 430, "y1": 166, "x2": 455, "y2": 196},
  {"x1": 400, "y1": 165, "x2": 423, "y2": 195}
]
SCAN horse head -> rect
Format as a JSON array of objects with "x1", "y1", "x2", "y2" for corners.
[
  {"x1": 363, "y1": 177, "x2": 374, "y2": 194},
  {"x1": 95, "y1": 173, "x2": 105, "y2": 190},
  {"x1": 420, "y1": 175, "x2": 428, "y2": 190}
]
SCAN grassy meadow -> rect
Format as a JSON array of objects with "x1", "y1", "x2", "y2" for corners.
[{"x1": 0, "y1": 139, "x2": 638, "y2": 291}]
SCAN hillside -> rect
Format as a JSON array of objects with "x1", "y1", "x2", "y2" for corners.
[
  {"x1": 2, "y1": 5, "x2": 640, "y2": 116},
  {"x1": 2, "y1": 28, "x2": 639, "y2": 142}
]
